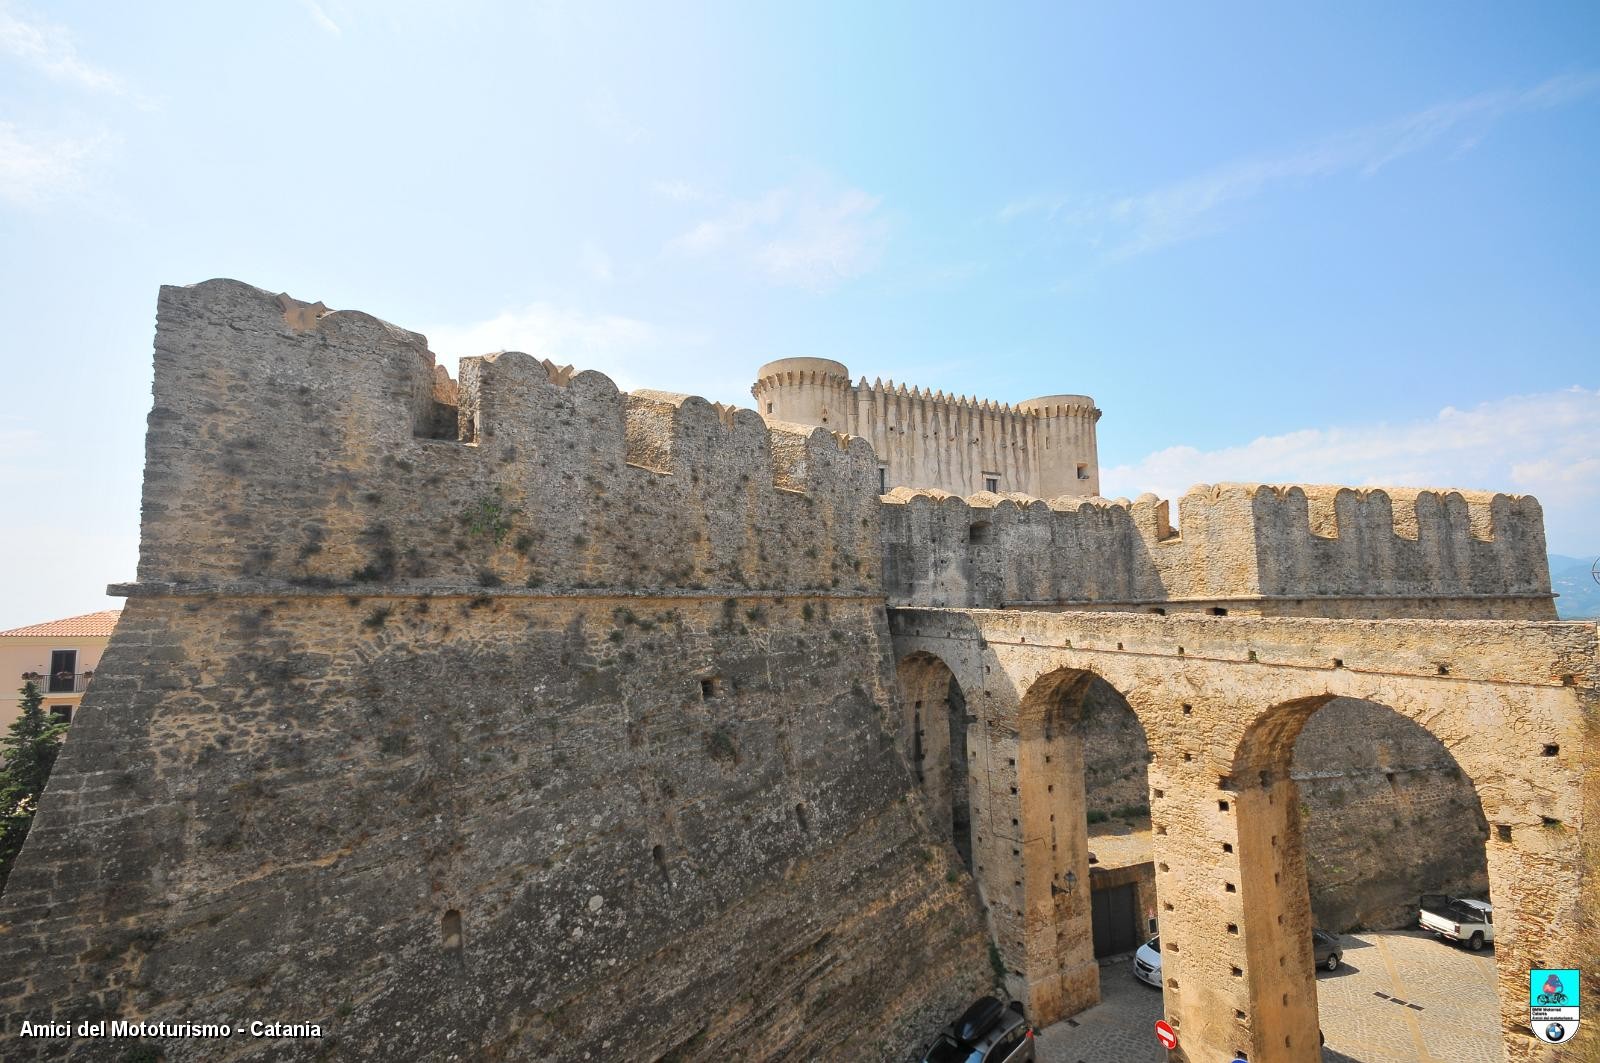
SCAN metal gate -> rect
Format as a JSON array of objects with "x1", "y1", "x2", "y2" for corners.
[{"x1": 1092, "y1": 882, "x2": 1139, "y2": 957}]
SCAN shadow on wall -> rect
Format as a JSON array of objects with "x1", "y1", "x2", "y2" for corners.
[
  {"x1": 1293, "y1": 698, "x2": 1490, "y2": 932},
  {"x1": 1069, "y1": 685, "x2": 1488, "y2": 934},
  {"x1": 879, "y1": 492, "x2": 1172, "y2": 607},
  {"x1": 1082, "y1": 678, "x2": 1152, "y2": 823}
]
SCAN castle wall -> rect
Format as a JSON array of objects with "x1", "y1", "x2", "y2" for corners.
[
  {"x1": 0, "y1": 280, "x2": 991, "y2": 1062},
  {"x1": 751, "y1": 358, "x2": 1101, "y2": 498},
  {"x1": 1292, "y1": 700, "x2": 1490, "y2": 932},
  {"x1": 1074, "y1": 688, "x2": 1493, "y2": 934},
  {"x1": 3, "y1": 275, "x2": 1588, "y2": 1063},
  {"x1": 138, "y1": 284, "x2": 878, "y2": 598},
  {"x1": 880, "y1": 483, "x2": 1556, "y2": 619},
  {"x1": 889, "y1": 607, "x2": 1598, "y2": 1063}
]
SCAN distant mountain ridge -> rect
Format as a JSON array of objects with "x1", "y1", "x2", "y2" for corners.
[{"x1": 1550, "y1": 554, "x2": 1600, "y2": 620}]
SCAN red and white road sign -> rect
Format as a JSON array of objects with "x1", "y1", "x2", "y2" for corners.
[{"x1": 1154, "y1": 1019, "x2": 1178, "y2": 1050}]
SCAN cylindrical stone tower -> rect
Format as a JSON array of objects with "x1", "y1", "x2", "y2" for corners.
[
  {"x1": 752, "y1": 360, "x2": 1102, "y2": 498},
  {"x1": 1016, "y1": 394, "x2": 1102, "y2": 498},
  {"x1": 752, "y1": 358, "x2": 854, "y2": 428}
]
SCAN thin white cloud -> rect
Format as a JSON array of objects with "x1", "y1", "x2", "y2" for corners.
[
  {"x1": 0, "y1": 422, "x2": 46, "y2": 487},
  {"x1": 0, "y1": 1, "x2": 123, "y2": 92},
  {"x1": 423, "y1": 303, "x2": 671, "y2": 395},
  {"x1": 579, "y1": 240, "x2": 613, "y2": 283},
  {"x1": 672, "y1": 176, "x2": 889, "y2": 292},
  {"x1": 1003, "y1": 71, "x2": 1600, "y2": 260},
  {"x1": 1104, "y1": 386, "x2": 1600, "y2": 554},
  {"x1": 0, "y1": 122, "x2": 103, "y2": 206},
  {"x1": 0, "y1": 522, "x2": 134, "y2": 632},
  {"x1": 301, "y1": 0, "x2": 342, "y2": 35},
  {"x1": 650, "y1": 179, "x2": 704, "y2": 203},
  {"x1": 422, "y1": 304, "x2": 746, "y2": 401},
  {"x1": 586, "y1": 87, "x2": 646, "y2": 145}
]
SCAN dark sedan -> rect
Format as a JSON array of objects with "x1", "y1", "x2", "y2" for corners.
[{"x1": 1314, "y1": 928, "x2": 1343, "y2": 971}]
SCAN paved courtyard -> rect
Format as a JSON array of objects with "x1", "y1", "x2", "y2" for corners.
[{"x1": 1034, "y1": 930, "x2": 1500, "y2": 1063}]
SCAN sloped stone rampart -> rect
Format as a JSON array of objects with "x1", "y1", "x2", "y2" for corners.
[{"x1": 0, "y1": 281, "x2": 989, "y2": 1061}]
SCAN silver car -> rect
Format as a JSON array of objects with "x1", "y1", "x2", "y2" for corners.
[{"x1": 1134, "y1": 929, "x2": 1342, "y2": 985}]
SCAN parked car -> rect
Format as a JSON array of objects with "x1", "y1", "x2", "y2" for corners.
[
  {"x1": 1313, "y1": 928, "x2": 1343, "y2": 971},
  {"x1": 921, "y1": 996, "x2": 1035, "y2": 1063},
  {"x1": 1419, "y1": 895, "x2": 1494, "y2": 950},
  {"x1": 1133, "y1": 928, "x2": 1341, "y2": 985},
  {"x1": 1133, "y1": 935, "x2": 1162, "y2": 987}
]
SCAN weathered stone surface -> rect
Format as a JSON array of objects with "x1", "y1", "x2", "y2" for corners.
[
  {"x1": 881, "y1": 484, "x2": 1555, "y2": 617},
  {"x1": 0, "y1": 281, "x2": 990, "y2": 1061},
  {"x1": 2, "y1": 278, "x2": 1593, "y2": 1063},
  {"x1": 751, "y1": 359, "x2": 1102, "y2": 498},
  {"x1": 1071, "y1": 686, "x2": 1494, "y2": 934},
  {"x1": 889, "y1": 608, "x2": 1598, "y2": 1063}
]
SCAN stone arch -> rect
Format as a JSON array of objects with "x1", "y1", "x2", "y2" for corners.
[
  {"x1": 895, "y1": 650, "x2": 973, "y2": 867},
  {"x1": 1223, "y1": 688, "x2": 1563, "y2": 1063},
  {"x1": 1295, "y1": 697, "x2": 1489, "y2": 930},
  {"x1": 890, "y1": 605, "x2": 1593, "y2": 1062},
  {"x1": 1008, "y1": 665, "x2": 1160, "y2": 1024}
]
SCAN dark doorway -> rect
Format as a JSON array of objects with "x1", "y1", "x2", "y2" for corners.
[
  {"x1": 1091, "y1": 882, "x2": 1139, "y2": 957},
  {"x1": 48, "y1": 650, "x2": 77, "y2": 693}
]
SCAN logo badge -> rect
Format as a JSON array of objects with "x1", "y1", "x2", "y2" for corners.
[{"x1": 1530, "y1": 969, "x2": 1580, "y2": 1043}]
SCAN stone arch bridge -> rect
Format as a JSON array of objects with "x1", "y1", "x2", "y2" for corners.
[{"x1": 889, "y1": 606, "x2": 1597, "y2": 1063}]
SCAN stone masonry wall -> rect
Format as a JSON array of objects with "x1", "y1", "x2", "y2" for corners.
[
  {"x1": 136, "y1": 281, "x2": 878, "y2": 598},
  {"x1": 1081, "y1": 679, "x2": 1152, "y2": 821},
  {"x1": 880, "y1": 484, "x2": 1554, "y2": 617},
  {"x1": 1074, "y1": 691, "x2": 1491, "y2": 934},
  {"x1": 1294, "y1": 699, "x2": 1490, "y2": 932},
  {"x1": 0, "y1": 279, "x2": 991, "y2": 1061},
  {"x1": 889, "y1": 606, "x2": 1598, "y2": 1063}
]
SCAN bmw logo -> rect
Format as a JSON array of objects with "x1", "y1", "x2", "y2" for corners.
[{"x1": 1545, "y1": 1022, "x2": 1566, "y2": 1042}]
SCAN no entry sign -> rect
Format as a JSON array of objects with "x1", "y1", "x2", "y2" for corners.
[{"x1": 1154, "y1": 1019, "x2": 1177, "y2": 1049}]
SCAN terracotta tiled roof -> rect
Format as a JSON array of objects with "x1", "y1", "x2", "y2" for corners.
[{"x1": 0, "y1": 609, "x2": 123, "y2": 638}]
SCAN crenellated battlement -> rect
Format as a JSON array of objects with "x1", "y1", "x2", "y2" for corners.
[
  {"x1": 880, "y1": 481, "x2": 1555, "y2": 618},
  {"x1": 133, "y1": 279, "x2": 1556, "y2": 621},
  {"x1": 752, "y1": 357, "x2": 1101, "y2": 498},
  {"x1": 137, "y1": 279, "x2": 879, "y2": 597}
]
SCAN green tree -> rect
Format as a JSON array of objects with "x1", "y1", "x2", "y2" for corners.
[{"x1": 0, "y1": 682, "x2": 68, "y2": 895}]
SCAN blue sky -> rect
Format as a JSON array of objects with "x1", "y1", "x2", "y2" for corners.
[{"x1": 1, "y1": 1, "x2": 1597, "y2": 628}]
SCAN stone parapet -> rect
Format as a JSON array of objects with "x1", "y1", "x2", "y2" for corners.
[
  {"x1": 880, "y1": 483, "x2": 1555, "y2": 618},
  {"x1": 139, "y1": 280, "x2": 879, "y2": 598}
]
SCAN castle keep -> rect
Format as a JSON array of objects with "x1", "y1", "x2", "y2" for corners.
[
  {"x1": 0, "y1": 280, "x2": 1594, "y2": 1063},
  {"x1": 751, "y1": 357, "x2": 1101, "y2": 497}
]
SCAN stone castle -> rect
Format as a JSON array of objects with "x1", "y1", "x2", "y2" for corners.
[
  {"x1": 750, "y1": 358, "x2": 1101, "y2": 498},
  {"x1": 0, "y1": 279, "x2": 1593, "y2": 1062}
]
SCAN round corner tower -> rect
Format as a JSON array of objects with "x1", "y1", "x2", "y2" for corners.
[
  {"x1": 752, "y1": 358, "x2": 855, "y2": 429},
  {"x1": 752, "y1": 360, "x2": 1101, "y2": 498}
]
